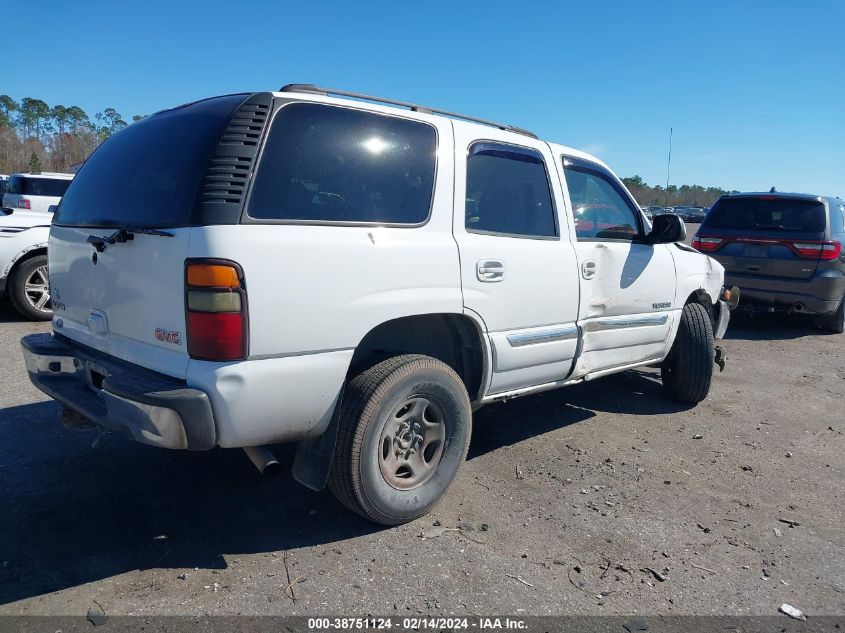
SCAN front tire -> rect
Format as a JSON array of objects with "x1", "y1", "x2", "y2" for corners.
[
  {"x1": 661, "y1": 302, "x2": 715, "y2": 403},
  {"x1": 329, "y1": 354, "x2": 472, "y2": 525},
  {"x1": 9, "y1": 255, "x2": 52, "y2": 321}
]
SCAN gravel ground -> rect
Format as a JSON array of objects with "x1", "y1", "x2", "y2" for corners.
[{"x1": 1, "y1": 235, "x2": 843, "y2": 617}]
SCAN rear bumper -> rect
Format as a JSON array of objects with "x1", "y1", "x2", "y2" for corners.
[
  {"x1": 21, "y1": 333, "x2": 216, "y2": 450},
  {"x1": 725, "y1": 270, "x2": 845, "y2": 315}
]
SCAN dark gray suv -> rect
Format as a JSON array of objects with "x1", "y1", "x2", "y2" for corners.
[{"x1": 693, "y1": 192, "x2": 845, "y2": 333}]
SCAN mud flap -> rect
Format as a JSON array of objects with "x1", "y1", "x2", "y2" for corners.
[
  {"x1": 714, "y1": 346, "x2": 726, "y2": 372},
  {"x1": 291, "y1": 390, "x2": 343, "y2": 491}
]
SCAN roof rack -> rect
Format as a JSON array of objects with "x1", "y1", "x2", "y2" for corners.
[{"x1": 279, "y1": 84, "x2": 538, "y2": 139}]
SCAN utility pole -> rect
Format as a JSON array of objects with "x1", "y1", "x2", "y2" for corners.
[{"x1": 665, "y1": 126, "x2": 673, "y2": 208}]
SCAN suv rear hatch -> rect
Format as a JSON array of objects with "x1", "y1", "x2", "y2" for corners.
[
  {"x1": 694, "y1": 195, "x2": 833, "y2": 281},
  {"x1": 3, "y1": 175, "x2": 72, "y2": 212},
  {"x1": 49, "y1": 93, "x2": 269, "y2": 379}
]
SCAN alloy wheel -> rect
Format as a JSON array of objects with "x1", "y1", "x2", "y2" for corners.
[{"x1": 24, "y1": 265, "x2": 50, "y2": 313}]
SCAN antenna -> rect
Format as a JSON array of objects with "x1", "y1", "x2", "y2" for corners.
[{"x1": 665, "y1": 126, "x2": 673, "y2": 207}]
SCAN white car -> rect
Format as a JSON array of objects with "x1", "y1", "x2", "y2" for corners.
[
  {"x1": 2, "y1": 172, "x2": 74, "y2": 213},
  {"x1": 1, "y1": 206, "x2": 54, "y2": 320},
  {"x1": 21, "y1": 85, "x2": 733, "y2": 525}
]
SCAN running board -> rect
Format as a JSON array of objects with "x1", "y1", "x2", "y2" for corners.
[{"x1": 480, "y1": 357, "x2": 664, "y2": 405}]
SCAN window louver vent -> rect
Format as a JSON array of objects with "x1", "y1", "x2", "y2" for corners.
[{"x1": 193, "y1": 92, "x2": 273, "y2": 225}]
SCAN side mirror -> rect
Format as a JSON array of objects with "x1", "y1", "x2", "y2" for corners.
[
  {"x1": 48, "y1": 205, "x2": 58, "y2": 214},
  {"x1": 648, "y1": 214, "x2": 686, "y2": 243}
]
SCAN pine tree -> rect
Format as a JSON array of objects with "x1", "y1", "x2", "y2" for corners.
[{"x1": 28, "y1": 151, "x2": 42, "y2": 174}]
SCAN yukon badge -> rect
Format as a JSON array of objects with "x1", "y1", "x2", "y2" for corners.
[
  {"x1": 154, "y1": 328, "x2": 182, "y2": 345},
  {"x1": 652, "y1": 301, "x2": 671, "y2": 310}
]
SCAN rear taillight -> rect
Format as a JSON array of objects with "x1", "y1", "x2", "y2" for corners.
[
  {"x1": 185, "y1": 261, "x2": 247, "y2": 361},
  {"x1": 791, "y1": 241, "x2": 841, "y2": 260},
  {"x1": 17, "y1": 198, "x2": 31, "y2": 209},
  {"x1": 691, "y1": 235, "x2": 723, "y2": 252}
]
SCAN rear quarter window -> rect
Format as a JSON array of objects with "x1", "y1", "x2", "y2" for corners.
[
  {"x1": 54, "y1": 94, "x2": 247, "y2": 228},
  {"x1": 246, "y1": 103, "x2": 437, "y2": 225}
]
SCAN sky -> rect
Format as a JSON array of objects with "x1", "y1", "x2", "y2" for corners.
[{"x1": 4, "y1": 0, "x2": 843, "y2": 196}]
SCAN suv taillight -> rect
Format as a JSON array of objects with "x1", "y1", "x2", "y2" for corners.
[
  {"x1": 791, "y1": 241, "x2": 841, "y2": 260},
  {"x1": 17, "y1": 198, "x2": 31, "y2": 209},
  {"x1": 185, "y1": 261, "x2": 248, "y2": 361},
  {"x1": 691, "y1": 235, "x2": 723, "y2": 252}
]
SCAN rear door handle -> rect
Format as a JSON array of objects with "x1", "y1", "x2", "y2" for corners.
[
  {"x1": 477, "y1": 259, "x2": 506, "y2": 282},
  {"x1": 581, "y1": 260, "x2": 597, "y2": 279}
]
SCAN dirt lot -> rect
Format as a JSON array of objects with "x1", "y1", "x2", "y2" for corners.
[{"x1": 1, "y1": 235, "x2": 843, "y2": 617}]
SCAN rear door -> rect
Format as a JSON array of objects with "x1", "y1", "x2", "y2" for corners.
[
  {"x1": 558, "y1": 155, "x2": 676, "y2": 376},
  {"x1": 697, "y1": 196, "x2": 830, "y2": 280},
  {"x1": 48, "y1": 94, "x2": 255, "y2": 379},
  {"x1": 453, "y1": 127, "x2": 580, "y2": 395}
]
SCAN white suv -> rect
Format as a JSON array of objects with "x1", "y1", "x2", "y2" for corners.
[
  {"x1": 3, "y1": 172, "x2": 74, "y2": 213},
  {"x1": 1, "y1": 173, "x2": 74, "y2": 320},
  {"x1": 21, "y1": 85, "x2": 733, "y2": 525}
]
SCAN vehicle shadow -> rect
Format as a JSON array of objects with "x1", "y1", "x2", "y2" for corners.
[
  {"x1": 469, "y1": 368, "x2": 691, "y2": 459},
  {"x1": 0, "y1": 368, "x2": 690, "y2": 605},
  {"x1": 724, "y1": 311, "x2": 826, "y2": 341},
  {"x1": 619, "y1": 243, "x2": 653, "y2": 289},
  {"x1": 0, "y1": 400, "x2": 377, "y2": 606}
]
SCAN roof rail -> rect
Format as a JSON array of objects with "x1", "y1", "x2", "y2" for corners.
[{"x1": 279, "y1": 84, "x2": 538, "y2": 139}]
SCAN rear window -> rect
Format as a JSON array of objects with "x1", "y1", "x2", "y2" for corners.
[
  {"x1": 705, "y1": 197, "x2": 826, "y2": 234},
  {"x1": 7, "y1": 175, "x2": 71, "y2": 197},
  {"x1": 54, "y1": 94, "x2": 247, "y2": 228},
  {"x1": 246, "y1": 103, "x2": 436, "y2": 224}
]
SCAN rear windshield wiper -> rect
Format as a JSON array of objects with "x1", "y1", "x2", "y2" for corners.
[
  {"x1": 87, "y1": 227, "x2": 174, "y2": 252},
  {"x1": 751, "y1": 223, "x2": 785, "y2": 230}
]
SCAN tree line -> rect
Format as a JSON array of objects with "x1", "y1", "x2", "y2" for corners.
[
  {"x1": 0, "y1": 94, "x2": 734, "y2": 208},
  {"x1": 622, "y1": 175, "x2": 735, "y2": 208},
  {"x1": 0, "y1": 95, "x2": 142, "y2": 175}
]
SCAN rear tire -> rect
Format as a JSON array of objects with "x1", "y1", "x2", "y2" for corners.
[
  {"x1": 661, "y1": 302, "x2": 715, "y2": 404},
  {"x1": 821, "y1": 297, "x2": 845, "y2": 334},
  {"x1": 9, "y1": 255, "x2": 52, "y2": 321},
  {"x1": 328, "y1": 354, "x2": 472, "y2": 525}
]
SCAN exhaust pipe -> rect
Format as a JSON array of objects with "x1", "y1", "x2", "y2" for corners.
[{"x1": 243, "y1": 446, "x2": 281, "y2": 477}]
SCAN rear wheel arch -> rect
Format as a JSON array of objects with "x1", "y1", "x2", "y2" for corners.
[
  {"x1": 4, "y1": 245, "x2": 48, "y2": 292},
  {"x1": 348, "y1": 313, "x2": 488, "y2": 402}
]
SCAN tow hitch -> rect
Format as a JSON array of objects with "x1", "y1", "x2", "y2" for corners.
[{"x1": 714, "y1": 346, "x2": 726, "y2": 372}]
